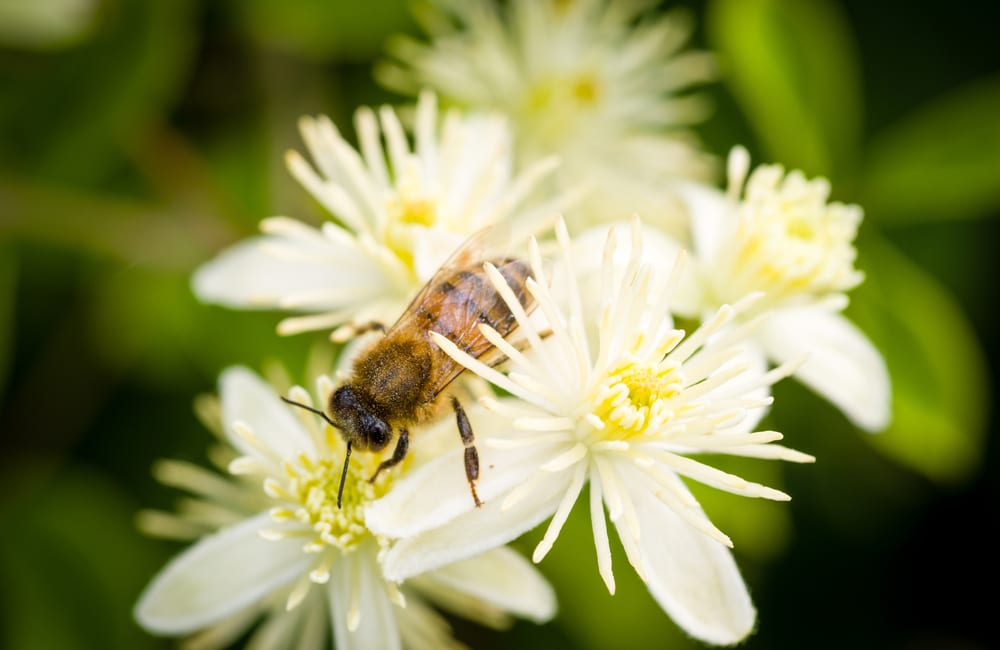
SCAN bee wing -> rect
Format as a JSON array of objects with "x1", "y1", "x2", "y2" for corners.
[{"x1": 386, "y1": 227, "x2": 534, "y2": 398}]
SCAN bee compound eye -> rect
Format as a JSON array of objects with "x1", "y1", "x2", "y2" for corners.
[{"x1": 361, "y1": 414, "x2": 392, "y2": 450}]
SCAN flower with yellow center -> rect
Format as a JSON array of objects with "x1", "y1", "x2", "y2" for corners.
[
  {"x1": 192, "y1": 90, "x2": 568, "y2": 340},
  {"x1": 134, "y1": 366, "x2": 557, "y2": 650},
  {"x1": 674, "y1": 146, "x2": 891, "y2": 431},
  {"x1": 378, "y1": 0, "x2": 717, "y2": 236},
  {"x1": 365, "y1": 218, "x2": 812, "y2": 646}
]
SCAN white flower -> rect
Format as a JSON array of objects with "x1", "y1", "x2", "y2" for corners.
[
  {"x1": 379, "y1": 0, "x2": 716, "y2": 235},
  {"x1": 134, "y1": 367, "x2": 556, "y2": 649},
  {"x1": 192, "y1": 90, "x2": 566, "y2": 340},
  {"x1": 676, "y1": 146, "x2": 892, "y2": 431},
  {"x1": 365, "y1": 218, "x2": 813, "y2": 646}
]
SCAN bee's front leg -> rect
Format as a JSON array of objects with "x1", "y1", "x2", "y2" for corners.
[
  {"x1": 369, "y1": 428, "x2": 409, "y2": 483},
  {"x1": 451, "y1": 396, "x2": 483, "y2": 507}
]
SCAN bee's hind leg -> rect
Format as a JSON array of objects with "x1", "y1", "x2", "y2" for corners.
[
  {"x1": 369, "y1": 428, "x2": 409, "y2": 483},
  {"x1": 451, "y1": 397, "x2": 483, "y2": 507}
]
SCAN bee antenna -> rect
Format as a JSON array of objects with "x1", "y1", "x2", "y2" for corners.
[
  {"x1": 337, "y1": 441, "x2": 352, "y2": 509},
  {"x1": 281, "y1": 396, "x2": 337, "y2": 429}
]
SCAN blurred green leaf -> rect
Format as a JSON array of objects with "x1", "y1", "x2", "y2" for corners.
[
  {"x1": 848, "y1": 233, "x2": 988, "y2": 483},
  {"x1": 231, "y1": 0, "x2": 414, "y2": 61},
  {"x1": 0, "y1": 462, "x2": 165, "y2": 650},
  {"x1": 861, "y1": 78, "x2": 1000, "y2": 225},
  {"x1": 0, "y1": 176, "x2": 233, "y2": 271},
  {"x1": 706, "y1": 0, "x2": 862, "y2": 179},
  {"x1": 0, "y1": 245, "x2": 14, "y2": 398},
  {"x1": 0, "y1": 0, "x2": 197, "y2": 185},
  {"x1": 87, "y1": 264, "x2": 318, "y2": 385}
]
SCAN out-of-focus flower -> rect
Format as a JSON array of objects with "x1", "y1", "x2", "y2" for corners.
[
  {"x1": 134, "y1": 367, "x2": 556, "y2": 649},
  {"x1": 366, "y1": 218, "x2": 812, "y2": 645},
  {"x1": 379, "y1": 0, "x2": 716, "y2": 236},
  {"x1": 192, "y1": 90, "x2": 566, "y2": 340},
  {"x1": 676, "y1": 146, "x2": 891, "y2": 431}
]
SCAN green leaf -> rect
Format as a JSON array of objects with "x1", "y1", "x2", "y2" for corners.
[
  {"x1": 231, "y1": 0, "x2": 415, "y2": 61},
  {"x1": 0, "y1": 0, "x2": 197, "y2": 185},
  {"x1": 0, "y1": 245, "x2": 15, "y2": 399},
  {"x1": 706, "y1": 0, "x2": 863, "y2": 179},
  {"x1": 860, "y1": 77, "x2": 1000, "y2": 225},
  {"x1": 847, "y1": 233, "x2": 988, "y2": 483},
  {"x1": 0, "y1": 462, "x2": 165, "y2": 650}
]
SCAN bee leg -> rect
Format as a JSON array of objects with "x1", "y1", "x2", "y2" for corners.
[
  {"x1": 353, "y1": 320, "x2": 386, "y2": 336},
  {"x1": 451, "y1": 397, "x2": 483, "y2": 508},
  {"x1": 334, "y1": 320, "x2": 386, "y2": 342},
  {"x1": 369, "y1": 428, "x2": 409, "y2": 483}
]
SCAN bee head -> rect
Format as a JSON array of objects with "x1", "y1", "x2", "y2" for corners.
[{"x1": 328, "y1": 385, "x2": 392, "y2": 451}]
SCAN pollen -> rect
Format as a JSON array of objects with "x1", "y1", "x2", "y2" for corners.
[
  {"x1": 714, "y1": 164, "x2": 865, "y2": 309},
  {"x1": 274, "y1": 440, "x2": 391, "y2": 553},
  {"x1": 590, "y1": 359, "x2": 684, "y2": 438}
]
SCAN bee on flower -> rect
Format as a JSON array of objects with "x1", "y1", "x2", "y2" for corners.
[
  {"x1": 134, "y1": 366, "x2": 556, "y2": 649},
  {"x1": 365, "y1": 218, "x2": 814, "y2": 645}
]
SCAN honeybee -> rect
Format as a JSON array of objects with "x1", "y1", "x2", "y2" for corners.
[{"x1": 284, "y1": 228, "x2": 534, "y2": 508}]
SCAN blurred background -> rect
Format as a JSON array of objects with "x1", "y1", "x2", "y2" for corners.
[{"x1": 1, "y1": 0, "x2": 997, "y2": 648}]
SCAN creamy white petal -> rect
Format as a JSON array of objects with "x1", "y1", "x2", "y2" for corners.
[
  {"x1": 219, "y1": 367, "x2": 317, "y2": 460},
  {"x1": 622, "y1": 472, "x2": 756, "y2": 645},
  {"x1": 681, "y1": 180, "x2": 733, "y2": 268},
  {"x1": 568, "y1": 220, "x2": 698, "y2": 323},
  {"x1": 380, "y1": 470, "x2": 571, "y2": 582},
  {"x1": 328, "y1": 544, "x2": 401, "y2": 650},
  {"x1": 419, "y1": 547, "x2": 557, "y2": 624},
  {"x1": 191, "y1": 236, "x2": 387, "y2": 310},
  {"x1": 758, "y1": 308, "x2": 891, "y2": 431},
  {"x1": 134, "y1": 512, "x2": 311, "y2": 634},
  {"x1": 247, "y1": 591, "x2": 325, "y2": 650},
  {"x1": 364, "y1": 434, "x2": 563, "y2": 538}
]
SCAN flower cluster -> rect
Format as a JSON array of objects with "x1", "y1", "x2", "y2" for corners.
[{"x1": 136, "y1": 1, "x2": 890, "y2": 647}]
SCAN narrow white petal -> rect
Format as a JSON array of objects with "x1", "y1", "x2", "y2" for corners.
[
  {"x1": 421, "y1": 547, "x2": 558, "y2": 624},
  {"x1": 328, "y1": 545, "x2": 401, "y2": 650},
  {"x1": 219, "y1": 367, "x2": 317, "y2": 460},
  {"x1": 380, "y1": 472, "x2": 570, "y2": 582},
  {"x1": 758, "y1": 309, "x2": 891, "y2": 431},
  {"x1": 134, "y1": 513, "x2": 311, "y2": 634},
  {"x1": 589, "y1": 468, "x2": 616, "y2": 594},
  {"x1": 625, "y1": 474, "x2": 757, "y2": 645},
  {"x1": 365, "y1": 434, "x2": 560, "y2": 538},
  {"x1": 532, "y1": 462, "x2": 587, "y2": 562}
]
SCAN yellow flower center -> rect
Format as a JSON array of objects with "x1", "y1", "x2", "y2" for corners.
[
  {"x1": 271, "y1": 431, "x2": 392, "y2": 552},
  {"x1": 522, "y1": 72, "x2": 603, "y2": 150},
  {"x1": 714, "y1": 165, "x2": 863, "y2": 308},
  {"x1": 591, "y1": 359, "x2": 684, "y2": 438}
]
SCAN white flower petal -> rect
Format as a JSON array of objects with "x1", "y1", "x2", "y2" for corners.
[
  {"x1": 328, "y1": 544, "x2": 402, "y2": 650},
  {"x1": 380, "y1": 470, "x2": 571, "y2": 582},
  {"x1": 365, "y1": 431, "x2": 563, "y2": 539},
  {"x1": 421, "y1": 547, "x2": 557, "y2": 624},
  {"x1": 681, "y1": 180, "x2": 733, "y2": 268},
  {"x1": 568, "y1": 220, "x2": 699, "y2": 321},
  {"x1": 220, "y1": 367, "x2": 318, "y2": 460},
  {"x1": 758, "y1": 309, "x2": 891, "y2": 431},
  {"x1": 191, "y1": 235, "x2": 386, "y2": 310},
  {"x1": 134, "y1": 512, "x2": 311, "y2": 634},
  {"x1": 623, "y1": 473, "x2": 756, "y2": 645}
]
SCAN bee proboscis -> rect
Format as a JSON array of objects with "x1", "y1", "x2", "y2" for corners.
[{"x1": 284, "y1": 227, "x2": 534, "y2": 508}]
